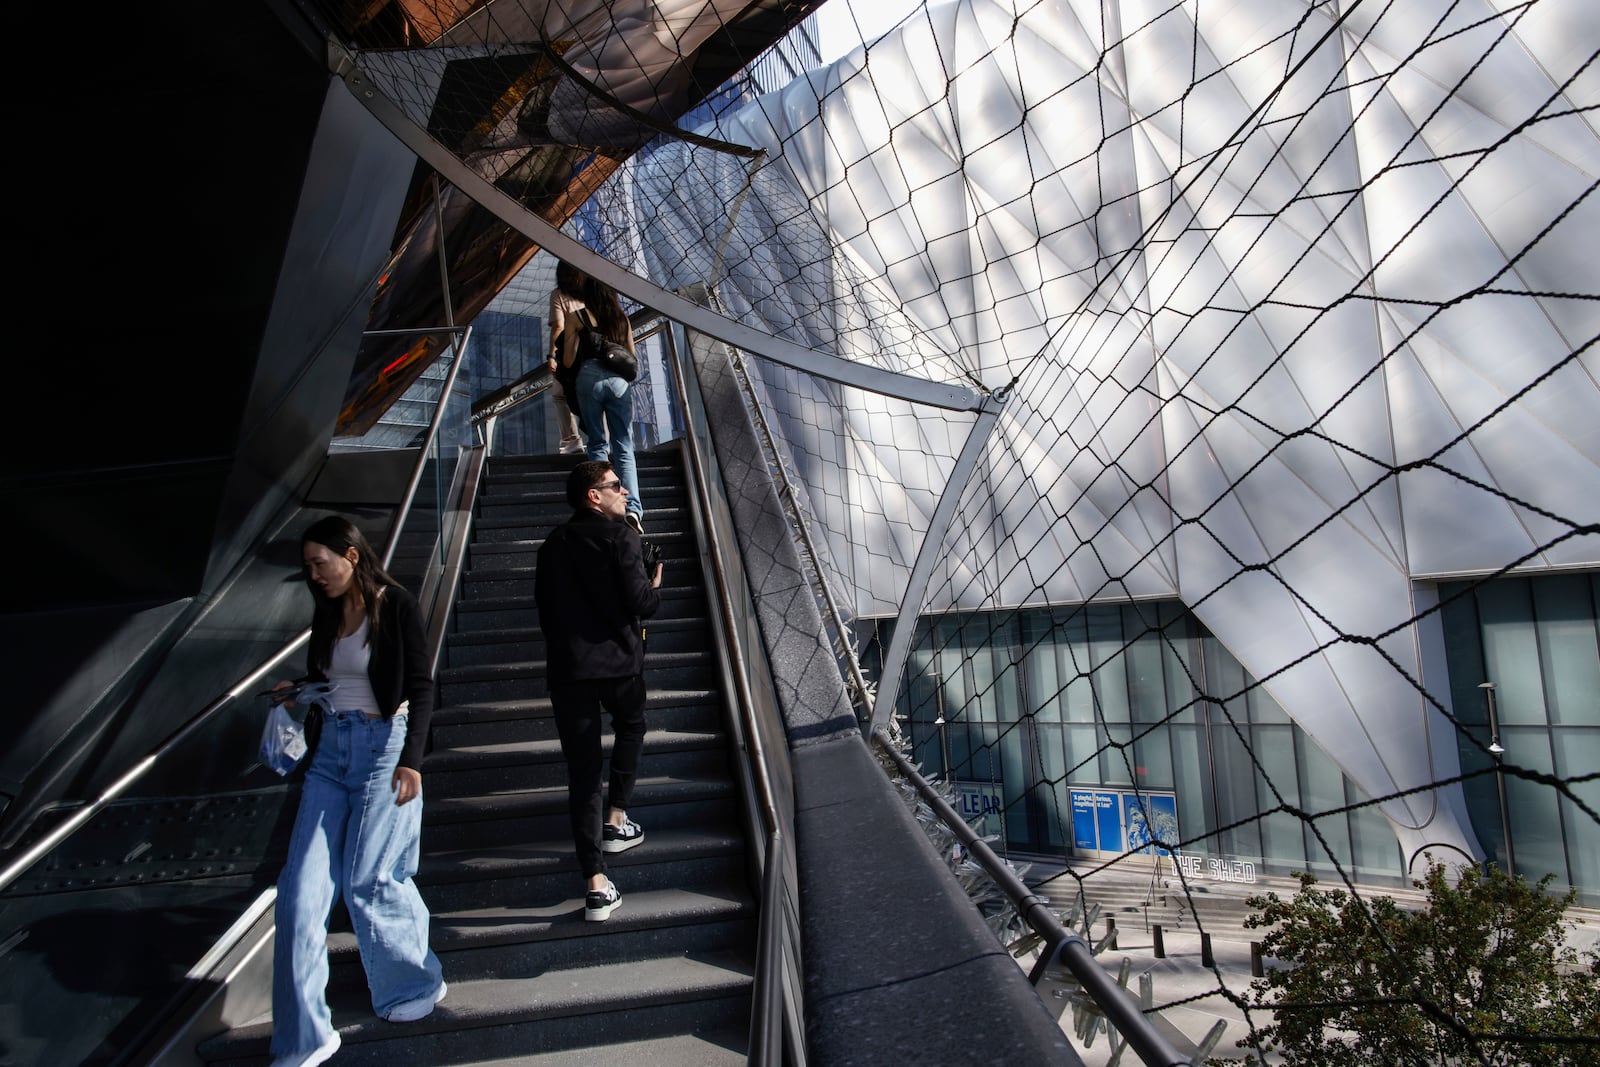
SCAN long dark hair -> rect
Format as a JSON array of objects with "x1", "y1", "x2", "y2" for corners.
[
  {"x1": 301, "y1": 515, "x2": 396, "y2": 672},
  {"x1": 555, "y1": 259, "x2": 586, "y2": 299},
  {"x1": 581, "y1": 275, "x2": 630, "y2": 345}
]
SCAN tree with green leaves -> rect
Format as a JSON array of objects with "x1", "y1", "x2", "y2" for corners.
[{"x1": 1219, "y1": 861, "x2": 1599, "y2": 1066}]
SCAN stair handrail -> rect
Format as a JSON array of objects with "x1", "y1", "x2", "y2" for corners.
[
  {"x1": 652, "y1": 312, "x2": 805, "y2": 1066},
  {"x1": 870, "y1": 729, "x2": 1192, "y2": 1067},
  {"x1": 0, "y1": 329, "x2": 474, "y2": 894}
]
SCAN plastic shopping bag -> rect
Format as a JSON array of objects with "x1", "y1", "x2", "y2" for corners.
[{"x1": 259, "y1": 700, "x2": 308, "y2": 776}]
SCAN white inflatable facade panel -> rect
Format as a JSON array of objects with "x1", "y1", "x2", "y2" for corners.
[{"x1": 632, "y1": 0, "x2": 1600, "y2": 863}]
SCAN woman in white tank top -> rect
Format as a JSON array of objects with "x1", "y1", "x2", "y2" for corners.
[{"x1": 265, "y1": 515, "x2": 445, "y2": 1067}]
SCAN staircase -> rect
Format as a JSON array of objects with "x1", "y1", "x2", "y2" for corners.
[{"x1": 198, "y1": 445, "x2": 758, "y2": 1066}]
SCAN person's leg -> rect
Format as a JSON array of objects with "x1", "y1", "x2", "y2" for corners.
[
  {"x1": 602, "y1": 674, "x2": 647, "y2": 821},
  {"x1": 341, "y1": 716, "x2": 444, "y2": 1020},
  {"x1": 550, "y1": 682, "x2": 607, "y2": 888},
  {"x1": 552, "y1": 379, "x2": 582, "y2": 449},
  {"x1": 577, "y1": 361, "x2": 609, "y2": 463},
  {"x1": 270, "y1": 725, "x2": 349, "y2": 1057},
  {"x1": 601, "y1": 376, "x2": 642, "y2": 519}
]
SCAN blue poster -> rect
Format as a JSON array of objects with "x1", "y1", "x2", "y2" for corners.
[
  {"x1": 1122, "y1": 793, "x2": 1179, "y2": 855},
  {"x1": 1071, "y1": 788, "x2": 1179, "y2": 856},
  {"x1": 1097, "y1": 792, "x2": 1122, "y2": 852},
  {"x1": 1070, "y1": 790, "x2": 1100, "y2": 849}
]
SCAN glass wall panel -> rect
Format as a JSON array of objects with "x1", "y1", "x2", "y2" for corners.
[
  {"x1": 1503, "y1": 724, "x2": 1563, "y2": 883},
  {"x1": 1254, "y1": 725, "x2": 1301, "y2": 865},
  {"x1": 1064, "y1": 724, "x2": 1099, "y2": 781},
  {"x1": 1438, "y1": 571, "x2": 1598, "y2": 902},
  {"x1": 892, "y1": 600, "x2": 1409, "y2": 883},
  {"x1": 1064, "y1": 677, "x2": 1096, "y2": 723},
  {"x1": 1022, "y1": 613, "x2": 1065, "y2": 723},
  {"x1": 1300, "y1": 738, "x2": 1353, "y2": 876},
  {"x1": 1554, "y1": 729, "x2": 1600, "y2": 899},
  {"x1": 1169, "y1": 725, "x2": 1208, "y2": 850},
  {"x1": 1210, "y1": 700, "x2": 1264, "y2": 862},
  {"x1": 1533, "y1": 578, "x2": 1600, "y2": 726},
  {"x1": 998, "y1": 721, "x2": 1032, "y2": 843},
  {"x1": 1133, "y1": 731, "x2": 1174, "y2": 793},
  {"x1": 1161, "y1": 606, "x2": 1204, "y2": 725},
  {"x1": 1125, "y1": 603, "x2": 1169, "y2": 726},
  {"x1": 1088, "y1": 605, "x2": 1130, "y2": 725},
  {"x1": 1478, "y1": 580, "x2": 1548, "y2": 725},
  {"x1": 1349, "y1": 787, "x2": 1405, "y2": 885}
]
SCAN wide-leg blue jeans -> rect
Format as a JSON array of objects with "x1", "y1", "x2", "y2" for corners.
[
  {"x1": 270, "y1": 711, "x2": 442, "y2": 1056},
  {"x1": 576, "y1": 359, "x2": 643, "y2": 520}
]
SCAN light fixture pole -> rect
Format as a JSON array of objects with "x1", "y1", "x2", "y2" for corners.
[
  {"x1": 929, "y1": 672, "x2": 951, "y2": 778},
  {"x1": 1478, "y1": 681, "x2": 1515, "y2": 875}
]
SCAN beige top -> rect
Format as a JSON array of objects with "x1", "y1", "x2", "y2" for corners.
[{"x1": 549, "y1": 290, "x2": 587, "y2": 368}]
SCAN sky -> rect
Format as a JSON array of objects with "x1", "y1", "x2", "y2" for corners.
[{"x1": 812, "y1": 0, "x2": 926, "y2": 63}]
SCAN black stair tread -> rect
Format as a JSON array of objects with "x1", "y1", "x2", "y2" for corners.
[
  {"x1": 425, "y1": 729, "x2": 725, "y2": 769},
  {"x1": 351, "y1": 885, "x2": 756, "y2": 957},
  {"x1": 423, "y1": 777, "x2": 736, "y2": 824},
  {"x1": 202, "y1": 951, "x2": 754, "y2": 1053},
  {"x1": 420, "y1": 826, "x2": 746, "y2": 881},
  {"x1": 456, "y1": 583, "x2": 703, "y2": 603},
  {"x1": 470, "y1": 507, "x2": 689, "y2": 529},
  {"x1": 465, "y1": 1028, "x2": 747, "y2": 1067},
  {"x1": 445, "y1": 616, "x2": 704, "y2": 647},
  {"x1": 437, "y1": 650, "x2": 709, "y2": 680},
  {"x1": 429, "y1": 688, "x2": 720, "y2": 723}
]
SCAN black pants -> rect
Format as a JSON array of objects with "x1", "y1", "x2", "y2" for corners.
[{"x1": 550, "y1": 675, "x2": 647, "y2": 880}]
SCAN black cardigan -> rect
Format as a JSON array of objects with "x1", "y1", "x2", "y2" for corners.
[{"x1": 304, "y1": 583, "x2": 435, "y2": 772}]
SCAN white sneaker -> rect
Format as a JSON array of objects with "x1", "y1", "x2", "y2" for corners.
[
  {"x1": 271, "y1": 1031, "x2": 340, "y2": 1067},
  {"x1": 384, "y1": 980, "x2": 447, "y2": 1022},
  {"x1": 559, "y1": 438, "x2": 584, "y2": 455},
  {"x1": 585, "y1": 880, "x2": 622, "y2": 922}
]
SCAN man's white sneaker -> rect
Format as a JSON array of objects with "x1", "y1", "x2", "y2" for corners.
[
  {"x1": 602, "y1": 816, "x2": 645, "y2": 853},
  {"x1": 585, "y1": 880, "x2": 622, "y2": 921}
]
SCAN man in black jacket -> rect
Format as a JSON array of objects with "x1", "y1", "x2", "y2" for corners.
[{"x1": 535, "y1": 460, "x2": 663, "y2": 921}]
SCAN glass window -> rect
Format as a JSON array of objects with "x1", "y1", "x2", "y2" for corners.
[
  {"x1": 885, "y1": 600, "x2": 1408, "y2": 881},
  {"x1": 1125, "y1": 613, "x2": 1168, "y2": 726},
  {"x1": 1478, "y1": 579, "x2": 1548, "y2": 725},
  {"x1": 1349, "y1": 785, "x2": 1405, "y2": 885},
  {"x1": 1532, "y1": 578, "x2": 1600, "y2": 726},
  {"x1": 1254, "y1": 724, "x2": 1301, "y2": 864},
  {"x1": 1088, "y1": 604, "x2": 1131, "y2": 724},
  {"x1": 1553, "y1": 728, "x2": 1600, "y2": 898},
  {"x1": 1502, "y1": 724, "x2": 1562, "y2": 883},
  {"x1": 1437, "y1": 571, "x2": 1598, "y2": 901},
  {"x1": 1300, "y1": 738, "x2": 1353, "y2": 874},
  {"x1": 1132, "y1": 729, "x2": 1174, "y2": 793}
]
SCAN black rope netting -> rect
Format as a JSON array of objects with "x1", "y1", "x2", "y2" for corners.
[{"x1": 332, "y1": 0, "x2": 1600, "y2": 1059}]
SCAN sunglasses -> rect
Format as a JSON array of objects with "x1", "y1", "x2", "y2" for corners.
[{"x1": 592, "y1": 479, "x2": 624, "y2": 493}]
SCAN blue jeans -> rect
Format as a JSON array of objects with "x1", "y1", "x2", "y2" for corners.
[
  {"x1": 576, "y1": 359, "x2": 643, "y2": 518},
  {"x1": 271, "y1": 711, "x2": 443, "y2": 1055}
]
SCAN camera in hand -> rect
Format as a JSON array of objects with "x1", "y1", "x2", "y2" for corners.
[{"x1": 641, "y1": 538, "x2": 662, "y2": 570}]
